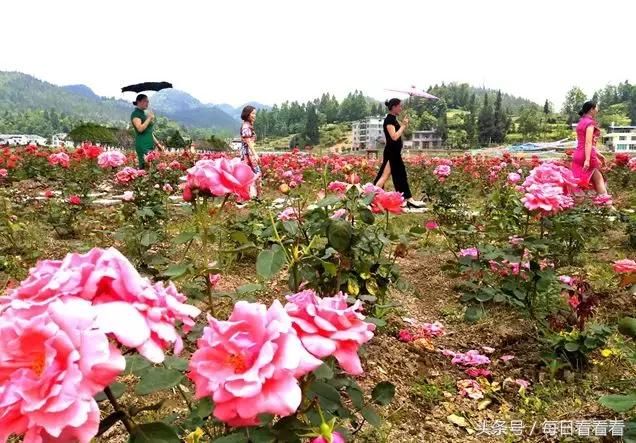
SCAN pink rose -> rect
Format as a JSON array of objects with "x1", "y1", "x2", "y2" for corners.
[
  {"x1": 1, "y1": 247, "x2": 200, "y2": 363},
  {"x1": 465, "y1": 368, "x2": 492, "y2": 378},
  {"x1": 500, "y1": 355, "x2": 515, "y2": 362},
  {"x1": 371, "y1": 191, "x2": 404, "y2": 214},
  {"x1": 434, "y1": 164, "x2": 451, "y2": 178},
  {"x1": 122, "y1": 191, "x2": 134, "y2": 201},
  {"x1": 507, "y1": 172, "x2": 521, "y2": 184},
  {"x1": 278, "y1": 207, "x2": 300, "y2": 222},
  {"x1": 68, "y1": 195, "x2": 81, "y2": 206},
  {"x1": 0, "y1": 168, "x2": 7, "y2": 178},
  {"x1": 285, "y1": 291, "x2": 375, "y2": 375},
  {"x1": 48, "y1": 152, "x2": 70, "y2": 168},
  {"x1": 425, "y1": 220, "x2": 439, "y2": 230},
  {"x1": 459, "y1": 247, "x2": 479, "y2": 259},
  {"x1": 186, "y1": 158, "x2": 256, "y2": 201},
  {"x1": 0, "y1": 298, "x2": 125, "y2": 443},
  {"x1": 311, "y1": 432, "x2": 346, "y2": 443},
  {"x1": 144, "y1": 150, "x2": 160, "y2": 163},
  {"x1": 327, "y1": 181, "x2": 348, "y2": 194},
  {"x1": 163, "y1": 183, "x2": 174, "y2": 193},
  {"x1": 97, "y1": 150, "x2": 127, "y2": 168},
  {"x1": 188, "y1": 301, "x2": 322, "y2": 426},
  {"x1": 115, "y1": 167, "x2": 146, "y2": 184},
  {"x1": 613, "y1": 259, "x2": 636, "y2": 274},
  {"x1": 208, "y1": 273, "x2": 221, "y2": 288}
]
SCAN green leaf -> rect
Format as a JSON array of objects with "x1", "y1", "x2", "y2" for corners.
[
  {"x1": 256, "y1": 246, "x2": 286, "y2": 280},
  {"x1": 322, "y1": 261, "x2": 337, "y2": 277},
  {"x1": 313, "y1": 363, "x2": 334, "y2": 380},
  {"x1": 140, "y1": 231, "x2": 159, "y2": 247},
  {"x1": 129, "y1": 422, "x2": 180, "y2": 443},
  {"x1": 564, "y1": 342, "x2": 580, "y2": 352},
  {"x1": 371, "y1": 381, "x2": 396, "y2": 406},
  {"x1": 192, "y1": 397, "x2": 214, "y2": 418},
  {"x1": 360, "y1": 405, "x2": 382, "y2": 427},
  {"x1": 599, "y1": 393, "x2": 636, "y2": 412},
  {"x1": 464, "y1": 305, "x2": 483, "y2": 323},
  {"x1": 364, "y1": 317, "x2": 386, "y2": 327},
  {"x1": 317, "y1": 195, "x2": 342, "y2": 208},
  {"x1": 212, "y1": 432, "x2": 249, "y2": 443},
  {"x1": 236, "y1": 283, "x2": 263, "y2": 294},
  {"x1": 346, "y1": 386, "x2": 365, "y2": 410},
  {"x1": 249, "y1": 428, "x2": 276, "y2": 443},
  {"x1": 358, "y1": 207, "x2": 375, "y2": 224},
  {"x1": 162, "y1": 263, "x2": 190, "y2": 278},
  {"x1": 95, "y1": 382, "x2": 126, "y2": 402},
  {"x1": 173, "y1": 231, "x2": 197, "y2": 244},
  {"x1": 135, "y1": 367, "x2": 184, "y2": 395},
  {"x1": 308, "y1": 380, "x2": 342, "y2": 411},
  {"x1": 475, "y1": 290, "x2": 494, "y2": 302},
  {"x1": 327, "y1": 219, "x2": 353, "y2": 251},
  {"x1": 125, "y1": 355, "x2": 152, "y2": 375},
  {"x1": 163, "y1": 356, "x2": 188, "y2": 371}
]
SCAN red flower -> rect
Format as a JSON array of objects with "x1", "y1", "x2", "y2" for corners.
[{"x1": 68, "y1": 195, "x2": 81, "y2": 205}]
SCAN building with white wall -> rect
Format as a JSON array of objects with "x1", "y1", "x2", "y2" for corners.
[
  {"x1": 604, "y1": 125, "x2": 636, "y2": 153},
  {"x1": 410, "y1": 130, "x2": 443, "y2": 149},
  {"x1": 352, "y1": 116, "x2": 384, "y2": 150}
]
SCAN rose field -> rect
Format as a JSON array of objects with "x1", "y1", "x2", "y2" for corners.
[{"x1": 1, "y1": 144, "x2": 636, "y2": 443}]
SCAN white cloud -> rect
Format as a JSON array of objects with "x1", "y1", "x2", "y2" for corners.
[{"x1": 2, "y1": 0, "x2": 634, "y2": 109}]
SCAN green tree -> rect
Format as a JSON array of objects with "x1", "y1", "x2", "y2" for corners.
[
  {"x1": 166, "y1": 130, "x2": 188, "y2": 149},
  {"x1": 68, "y1": 123, "x2": 117, "y2": 145},
  {"x1": 464, "y1": 94, "x2": 478, "y2": 147},
  {"x1": 517, "y1": 107, "x2": 542, "y2": 139},
  {"x1": 562, "y1": 87, "x2": 587, "y2": 125},
  {"x1": 435, "y1": 99, "x2": 448, "y2": 143},
  {"x1": 492, "y1": 90, "x2": 507, "y2": 143},
  {"x1": 303, "y1": 104, "x2": 320, "y2": 145},
  {"x1": 543, "y1": 99, "x2": 551, "y2": 115},
  {"x1": 478, "y1": 94, "x2": 495, "y2": 145}
]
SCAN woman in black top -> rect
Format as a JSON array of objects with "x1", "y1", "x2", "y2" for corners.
[{"x1": 373, "y1": 98, "x2": 423, "y2": 208}]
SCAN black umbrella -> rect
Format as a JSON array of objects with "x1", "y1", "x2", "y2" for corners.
[{"x1": 121, "y1": 81, "x2": 173, "y2": 94}]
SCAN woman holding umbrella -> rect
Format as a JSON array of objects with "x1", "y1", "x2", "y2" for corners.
[
  {"x1": 131, "y1": 94, "x2": 164, "y2": 168},
  {"x1": 373, "y1": 98, "x2": 423, "y2": 208}
]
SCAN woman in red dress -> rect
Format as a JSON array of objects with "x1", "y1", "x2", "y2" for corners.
[{"x1": 571, "y1": 101, "x2": 608, "y2": 195}]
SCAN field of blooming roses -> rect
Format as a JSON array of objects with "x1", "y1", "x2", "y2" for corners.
[{"x1": 0, "y1": 143, "x2": 635, "y2": 442}]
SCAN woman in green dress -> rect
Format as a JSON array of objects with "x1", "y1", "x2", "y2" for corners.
[{"x1": 131, "y1": 94, "x2": 164, "y2": 168}]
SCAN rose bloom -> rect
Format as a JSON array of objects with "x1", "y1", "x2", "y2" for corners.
[
  {"x1": 0, "y1": 168, "x2": 7, "y2": 178},
  {"x1": 311, "y1": 432, "x2": 346, "y2": 443},
  {"x1": 163, "y1": 183, "x2": 174, "y2": 193},
  {"x1": 48, "y1": 152, "x2": 70, "y2": 168},
  {"x1": 507, "y1": 172, "x2": 521, "y2": 184},
  {"x1": 0, "y1": 247, "x2": 201, "y2": 363},
  {"x1": 277, "y1": 207, "x2": 300, "y2": 222},
  {"x1": 434, "y1": 164, "x2": 451, "y2": 180},
  {"x1": 613, "y1": 259, "x2": 636, "y2": 274},
  {"x1": 0, "y1": 298, "x2": 125, "y2": 443},
  {"x1": 97, "y1": 150, "x2": 127, "y2": 168},
  {"x1": 593, "y1": 194, "x2": 613, "y2": 207},
  {"x1": 371, "y1": 191, "x2": 404, "y2": 214},
  {"x1": 115, "y1": 167, "x2": 146, "y2": 184},
  {"x1": 327, "y1": 181, "x2": 348, "y2": 194},
  {"x1": 330, "y1": 208, "x2": 347, "y2": 220},
  {"x1": 285, "y1": 290, "x2": 375, "y2": 375},
  {"x1": 122, "y1": 191, "x2": 134, "y2": 202},
  {"x1": 425, "y1": 220, "x2": 439, "y2": 230},
  {"x1": 186, "y1": 158, "x2": 256, "y2": 201},
  {"x1": 459, "y1": 247, "x2": 479, "y2": 259},
  {"x1": 68, "y1": 195, "x2": 81, "y2": 206},
  {"x1": 188, "y1": 301, "x2": 322, "y2": 426}
]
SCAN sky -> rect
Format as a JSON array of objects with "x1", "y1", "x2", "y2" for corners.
[{"x1": 2, "y1": 0, "x2": 635, "y2": 110}]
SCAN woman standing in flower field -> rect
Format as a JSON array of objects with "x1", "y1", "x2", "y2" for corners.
[
  {"x1": 131, "y1": 94, "x2": 164, "y2": 169},
  {"x1": 571, "y1": 101, "x2": 608, "y2": 196},
  {"x1": 373, "y1": 98, "x2": 423, "y2": 208},
  {"x1": 239, "y1": 105, "x2": 261, "y2": 198}
]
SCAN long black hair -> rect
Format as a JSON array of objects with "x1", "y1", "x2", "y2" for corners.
[
  {"x1": 385, "y1": 98, "x2": 401, "y2": 111},
  {"x1": 578, "y1": 101, "x2": 597, "y2": 117}
]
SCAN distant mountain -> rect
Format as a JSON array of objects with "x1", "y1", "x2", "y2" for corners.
[
  {"x1": 151, "y1": 89, "x2": 203, "y2": 114},
  {"x1": 63, "y1": 84, "x2": 100, "y2": 100},
  {"x1": 0, "y1": 72, "x2": 240, "y2": 134},
  {"x1": 209, "y1": 101, "x2": 271, "y2": 119}
]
